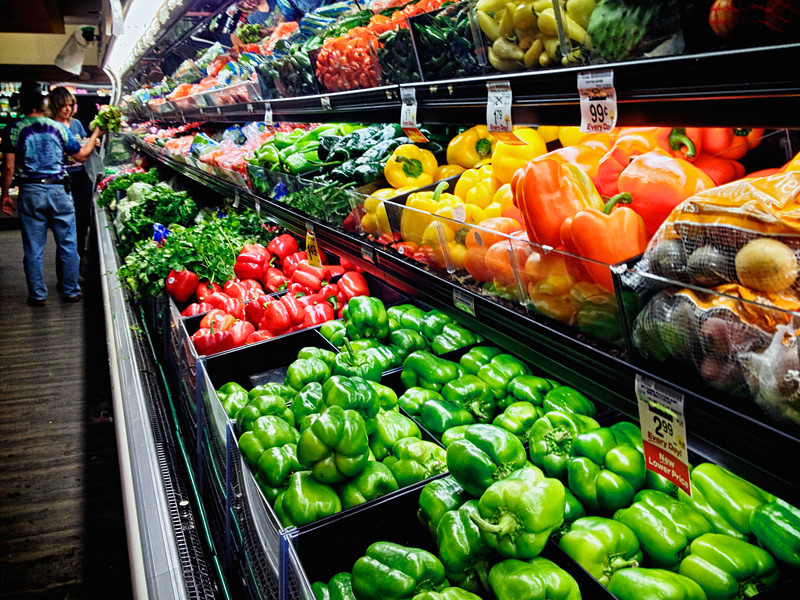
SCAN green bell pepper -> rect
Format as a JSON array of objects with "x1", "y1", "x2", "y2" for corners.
[
  {"x1": 492, "y1": 401, "x2": 543, "y2": 442},
  {"x1": 418, "y1": 476, "x2": 471, "y2": 539},
  {"x1": 367, "y1": 380, "x2": 398, "y2": 411},
  {"x1": 217, "y1": 382, "x2": 250, "y2": 418},
  {"x1": 441, "y1": 425, "x2": 470, "y2": 448},
  {"x1": 343, "y1": 296, "x2": 389, "y2": 340},
  {"x1": 488, "y1": 557, "x2": 581, "y2": 600},
  {"x1": 238, "y1": 415, "x2": 300, "y2": 467},
  {"x1": 567, "y1": 426, "x2": 646, "y2": 514},
  {"x1": 605, "y1": 421, "x2": 679, "y2": 495},
  {"x1": 388, "y1": 304, "x2": 415, "y2": 321},
  {"x1": 388, "y1": 317, "x2": 402, "y2": 333},
  {"x1": 322, "y1": 376, "x2": 380, "y2": 435},
  {"x1": 558, "y1": 516, "x2": 643, "y2": 587},
  {"x1": 506, "y1": 375, "x2": 555, "y2": 406},
  {"x1": 273, "y1": 471, "x2": 342, "y2": 527},
  {"x1": 542, "y1": 386, "x2": 597, "y2": 417},
  {"x1": 608, "y1": 568, "x2": 707, "y2": 600},
  {"x1": 252, "y1": 443, "x2": 305, "y2": 503},
  {"x1": 437, "y1": 500, "x2": 492, "y2": 594},
  {"x1": 383, "y1": 438, "x2": 448, "y2": 487},
  {"x1": 293, "y1": 382, "x2": 324, "y2": 431},
  {"x1": 471, "y1": 467, "x2": 566, "y2": 559},
  {"x1": 298, "y1": 346, "x2": 337, "y2": 368},
  {"x1": 296, "y1": 405, "x2": 370, "y2": 483},
  {"x1": 351, "y1": 542, "x2": 449, "y2": 599},
  {"x1": 614, "y1": 489, "x2": 712, "y2": 571},
  {"x1": 678, "y1": 463, "x2": 774, "y2": 540},
  {"x1": 459, "y1": 346, "x2": 502, "y2": 376},
  {"x1": 249, "y1": 381, "x2": 296, "y2": 402},
  {"x1": 398, "y1": 387, "x2": 444, "y2": 415},
  {"x1": 390, "y1": 328, "x2": 428, "y2": 359},
  {"x1": 477, "y1": 354, "x2": 531, "y2": 401},
  {"x1": 422, "y1": 310, "x2": 454, "y2": 342},
  {"x1": 528, "y1": 411, "x2": 600, "y2": 481},
  {"x1": 442, "y1": 375, "x2": 496, "y2": 423},
  {"x1": 431, "y1": 324, "x2": 479, "y2": 356},
  {"x1": 340, "y1": 461, "x2": 399, "y2": 509},
  {"x1": 312, "y1": 581, "x2": 331, "y2": 600},
  {"x1": 400, "y1": 306, "x2": 428, "y2": 331},
  {"x1": 363, "y1": 344, "x2": 403, "y2": 370},
  {"x1": 332, "y1": 341, "x2": 384, "y2": 381},
  {"x1": 446, "y1": 424, "x2": 527, "y2": 497},
  {"x1": 561, "y1": 488, "x2": 587, "y2": 534},
  {"x1": 750, "y1": 498, "x2": 800, "y2": 567},
  {"x1": 678, "y1": 533, "x2": 779, "y2": 599},
  {"x1": 370, "y1": 410, "x2": 421, "y2": 461},
  {"x1": 236, "y1": 394, "x2": 295, "y2": 433},
  {"x1": 320, "y1": 320, "x2": 347, "y2": 347},
  {"x1": 412, "y1": 588, "x2": 481, "y2": 600},
  {"x1": 349, "y1": 339, "x2": 382, "y2": 353},
  {"x1": 314, "y1": 572, "x2": 356, "y2": 600},
  {"x1": 420, "y1": 399, "x2": 475, "y2": 436},
  {"x1": 285, "y1": 357, "x2": 331, "y2": 391},
  {"x1": 401, "y1": 351, "x2": 463, "y2": 392}
]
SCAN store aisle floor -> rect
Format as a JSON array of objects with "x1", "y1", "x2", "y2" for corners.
[{"x1": 0, "y1": 227, "x2": 133, "y2": 599}]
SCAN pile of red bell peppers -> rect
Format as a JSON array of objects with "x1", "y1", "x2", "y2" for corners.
[{"x1": 164, "y1": 233, "x2": 371, "y2": 355}]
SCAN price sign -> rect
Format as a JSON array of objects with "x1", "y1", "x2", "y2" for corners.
[
  {"x1": 264, "y1": 103, "x2": 273, "y2": 127},
  {"x1": 320, "y1": 96, "x2": 332, "y2": 110},
  {"x1": 578, "y1": 70, "x2": 617, "y2": 134},
  {"x1": 233, "y1": 189, "x2": 240, "y2": 208},
  {"x1": 453, "y1": 288, "x2": 476, "y2": 317},
  {"x1": 306, "y1": 223, "x2": 322, "y2": 267},
  {"x1": 400, "y1": 87, "x2": 428, "y2": 143},
  {"x1": 486, "y1": 82, "x2": 523, "y2": 144},
  {"x1": 247, "y1": 103, "x2": 253, "y2": 113},
  {"x1": 361, "y1": 244, "x2": 375, "y2": 264},
  {"x1": 635, "y1": 375, "x2": 692, "y2": 496},
  {"x1": 254, "y1": 196, "x2": 261, "y2": 219}
]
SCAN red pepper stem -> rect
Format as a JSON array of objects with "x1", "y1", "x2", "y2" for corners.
[
  {"x1": 668, "y1": 128, "x2": 697, "y2": 159},
  {"x1": 604, "y1": 193, "x2": 633, "y2": 215}
]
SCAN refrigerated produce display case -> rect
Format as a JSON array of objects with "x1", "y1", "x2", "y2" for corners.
[{"x1": 100, "y1": 1, "x2": 800, "y2": 599}]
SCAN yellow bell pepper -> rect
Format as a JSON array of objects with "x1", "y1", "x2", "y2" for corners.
[
  {"x1": 435, "y1": 164, "x2": 466, "y2": 181},
  {"x1": 483, "y1": 202, "x2": 503, "y2": 219},
  {"x1": 435, "y1": 202, "x2": 486, "y2": 229},
  {"x1": 536, "y1": 126, "x2": 561, "y2": 143},
  {"x1": 453, "y1": 167, "x2": 500, "y2": 209},
  {"x1": 400, "y1": 181, "x2": 460, "y2": 245},
  {"x1": 421, "y1": 219, "x2": 467, "y2": 271},
  {"x1": 446, "y1": 125, "x2": 498, "y2": 169},
  {"x1": 361, "y1": 188, "x2": 397, "y2": 238},
  {"x1": 492, "y1": 127, "x2": 547, "y2": 185},
  {"x1": 384, "y1": 144, "x2": 438, "y2": 189}
]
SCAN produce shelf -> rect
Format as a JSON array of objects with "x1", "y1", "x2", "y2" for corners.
[
  {"x1": 146, "y1": 44, "x2": 800, "y2": 128},
  {"x1": 129, "y1": 135, "x2": 800, "y2": 506}
]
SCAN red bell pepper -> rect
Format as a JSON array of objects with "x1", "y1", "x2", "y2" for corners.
[
  {"x1": 282, "y1": 251, "x2": 307, "y2": 277},
  {"x1": 281, "y1": 294, "x2": 305, "y2": 325},
  {"x1": 323, "y1": 265, "x2": 346, "y2": 280},
  {"x1": 339, "y1": 257, "x2": 363, "y2": 273},
  {"x1": 200, "y1": 310, "x2": 237, "y2": 331},
  {"x1": 229, "y1": 320, "x2": 256, "y2": 347},
  {"x1": 181, "y1": 302, "x2": 214, "y2": 317},
  {"x1": 166, "y1": 269, "x2": 199, "y2": 303},
  {"x1": 265, "y1": 267, "x2": 289, "y2": 292},
  {"x1": 246, "y1": 330, "x2": 274, "y2": 344},
  {"x1": 259, "y1": 295, "x2": 305, "y2": 333},
  {"x1": 203, "y1": 292, "x2": 230, "y2": 310},
  {"x1": 319, "y1": 283, "x2": 346, "y2": 309},
  {"x1": 238, "y1": 279, "x2": 264, "y2": 293},
  {"x1": 267, "y1": 234, "x2": 299, "y2": 264},
  {"x1": 221, "y1": 297, "x2": 245, "y2": 321},
  {"x1": 691, "y1": 153, "x2": 746, "y2": 186},
  {"x1": 292, "y1": 268, "x2": 324, "y2": 292},
  {"x1": 304, "y1": 302, "x2": 335, "y2": 327},
  {"x1": 222, "y1": 280, "x2": 246, "y2": 301},
  {"x1": 338, "y1": 271, "x2": 369, "y2": 299},
  {"x1": 234, "y1": 243, "x2": 272, "y2": 281},
  {"x1": 296, "y1": 293, "x2": 324, "y2": 307},
  {"x1": 243, "y1": 287, "x2": 265, "y2": 302},
  {"x1": 288, "y1": 282, "x2": 312, "y2": 296},
  {"x1": 195, "y1": 281, "x2": 221, "y2": 302},
  {"x1": 191, "y1": 324, "x2": 235, "y2": 355},
  {"x1": 244, "y1": 294, "x2": 272, "y2": 326}
]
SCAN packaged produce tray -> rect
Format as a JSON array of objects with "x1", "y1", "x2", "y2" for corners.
[{"x1": 208, "y1": 80, "x2": 262, "y2": 107}]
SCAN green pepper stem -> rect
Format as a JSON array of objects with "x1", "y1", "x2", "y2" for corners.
[
  {"x1": 604, "y1": 193, "x2": 633, "y2": 214},
  {"x1": 396, "y1": 155, "x2": 424, "y2": 179},
  {"x1": 668, "y1": 128, "x2": 697, "y2": 159},
  {"x1": 432, "y1": 180, "x2": 449, "y2": 202},
  {"x1": 475, "y1": 137, "x2": 493, "y2": 157},
  {"x1": 741, "y1": 580, "x2": 764, "y2": 598},
  {"x1": 733, "y1": 128, "x2": 752, "y2": 137},
  {"x1": 469, "y1": 511, "x2": 518, "y2": 537},
  {"x1": 606, "y1": 555, "x2": 639, "y2": 575}
]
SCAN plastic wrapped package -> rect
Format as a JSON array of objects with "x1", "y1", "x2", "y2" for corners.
[{"x1": 411, "y1": 2, "x2": 486, "y2": 80}]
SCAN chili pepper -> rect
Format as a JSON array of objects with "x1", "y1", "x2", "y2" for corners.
[
  {"x1": 296, "y1": 405, "x2": 370, "y2": 484},
  {"x1": 234, "y1": 243, "x2": 272, "y2": 281},
  {"x1": 492, "y1": 402, "x2": 543, "y2": 442},
  {"x1": 418, "y1": 476, "x2": 472, "y2": 539},
  {"x1": 528, "y1": 411, "x2": 600, "y2": 482},
  {"x1": 191, "y1": 323, "x2": 235, "y2": 355},
  {"x1": 437, "y1": 499, "x2": 492, "y2": 595},
  {"x1": 446, "y1": 126, "x2": 497, "y2": 169},
  {"x1": 488, "y1": 557, "x2": 581, "y2": 600},
  {"x1": 477, "y1": 354, "x2": 531, "y2": 401},
  {"x1": 217, "y1": 382, "x2": 250, "y2": 419},
  {"x1": 401, "y1": 350, "x2": 463, "y2": 393},
  {"x1": 398, "y1": 387, "x2": 444, "y2": 415},
  {"x1": 384, "y1": 144, "x2": 438, "y2": 189},
  {"x1": 442, "y1": 375, "x2": 496, "y2": 423},
  {"x1": 506, "y1": 375, "x2": 555, "y2": 406},
  {"x1": 351, "y1": 542, "x2": 449, "y2": 600},
  {"x1": 238, "y1": 415, "x2": 300, "y2": 469},
  {"x1": 617, "y1": 151, "x2": 715, "y2": 238},
  {"x1": 321, "y1": 376, "x2": 380, "y2": 435},
  {"x1": 383, "y1": 438, "x2": 448, "y2": 487},
  {"x1": 750, "y1": 498, "x2": 800, "y2": 567},
  {"x1": 678, "y1": 533, "x2": 779, "y2": 599},
  {"x1": 431, "y1": 324, "x2": 480, "y2": 356},
  {"x1": 285, "y1": 357, "x2": 331, "y2": 392},
  {"x1": 165, "y1": 269, "x2": 199, "y2": 303},
  {"x1": 229, "y1": 320, "x2": 255, "y2": 347},
  {"x1": 282, "y1": 251, "x2": 308, "y2": 277},
  {"x1": 471, "y1": 466, "x2": 566, "y2": 559},
  {"x1": 370, "y1": 410, "x2": 421, "y2": 461},
  {"x1": 195, "y1": 281, "x2": 222, "y2": 302},
  {"x1": 332, "y1": 340, "x2": 383, "y2": 382},
  {"x1": 608, "y1": 568, "x2": 707, "y2": 600},
  {"x1": 181, "y1": 302, "x2": 214, "y2": 317},
  {"x1": 567, "y1": 426, "x2": 647, "y2": 514},
  {"x1": 236, "y1": 393, "x2": 295, "y2": 434},
  {"x1": 614, "y1": 489, "x2": 713, "y2": 571},
  {"x1": 267, "y1": 234, "x2": 299, "y2": 265},
  {"x1": 543, "y1": 386, "x2": 597, "y2": 417},
  {"x1": 304, "y1": 302, "x2": 335, "y2": 328},
  {"x1": 677, "y1": 463, "x2": 774, "y2": 540},
  {"x1": 319, "y1": 320, "x2": 346, "y2": 347},
  {"x1": 560, "y1": 194, "x2": 648, "y2": 293},
  {"x1": 420, "y1": 399, "x2": 476, "y2": 436},
  {"x1": 273, "y1": 471, "x2": 342, "y2": 528},
  {"x1": 559, "y1": 516, "x2": 642, "y2": 587}
]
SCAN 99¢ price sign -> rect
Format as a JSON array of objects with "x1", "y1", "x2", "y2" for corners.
[
  {"x1": 635, "y1": 375, "x2": 692, "y2": 496},
  {"x1": 578, "y1": 70, "x2": 618, "y2": 134}
]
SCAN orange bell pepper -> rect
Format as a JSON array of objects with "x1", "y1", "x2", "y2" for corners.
[
  {"x1": 560, "y1": 195, "x2": 647, "y2": 293},
  {"x1": 617, "y1": 150, "x2": 715, "y2": 238},
  {"x1": 484, "y1": 231, "x2": 533, "y2": 288},
  {"x1": 463, "y1": 217, "x2": 522, "y2": 282},
  {"x1": 595, "y1": 127, "x2": 700, "y2": 197},
  {"x1": 532, "y1": 140, "x2": 610, "y2": 185},
  {"x1": 693, "y1": 128, "x2": 765, "y2": 160},
  {"x1": 513, "y1": 159, "x2": 604, "y2": 247},
  {"x1": 691, "y1": 153, "x2": 746, "y2": 186}
]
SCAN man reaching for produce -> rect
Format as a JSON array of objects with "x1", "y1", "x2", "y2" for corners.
[{"x1": 1, "y1": 82, "x2": 104, "y2": 306}]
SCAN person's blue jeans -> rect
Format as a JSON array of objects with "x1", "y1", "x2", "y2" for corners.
[{"x1": 17, "y1": 183, "x2": 81, "y2": 300}]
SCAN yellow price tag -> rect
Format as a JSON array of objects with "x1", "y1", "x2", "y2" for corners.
[{"x1": 306, "y1": 224, "x2": 321, "y2": 267}]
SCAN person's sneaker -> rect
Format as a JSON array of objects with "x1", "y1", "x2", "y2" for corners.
[
  {"x1": 64, "y1": 294, "x2": 82, "y2": 303},
  {"x1": 26, "y1": 297, "x2": 46, "y2": 307}
]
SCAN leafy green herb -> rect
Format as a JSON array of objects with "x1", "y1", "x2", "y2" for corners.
[{"x1": 98, "y1": 168, "x2": 159, "y2": 208}]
